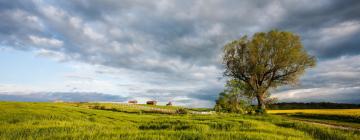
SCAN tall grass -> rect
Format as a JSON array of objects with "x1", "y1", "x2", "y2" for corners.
[{"x1": 0, "y1": 102, "x2": 359, "y2": 140}]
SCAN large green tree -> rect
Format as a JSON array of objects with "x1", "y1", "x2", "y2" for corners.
[{"x1": 223, "y1": 30, "x2": 316, "y2": 112}]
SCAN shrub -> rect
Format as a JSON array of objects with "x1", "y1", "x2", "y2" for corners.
[
  {"x1": 214, "y1": 80, "x2": 255, "y2": 114},
  {"x1": 176, "y1": 108, "x2": 188, "y2": 114},
  {"x1": 214, "y1": 92, "x2": 254, "y2": 114},
  {"x1": 91, "y1": 105, "x2": 106, "y2": 110}
]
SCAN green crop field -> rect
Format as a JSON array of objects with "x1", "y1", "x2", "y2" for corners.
[
  {"x1": 268, "y1": 109, "x2": 360, "y2": 129},
  {"x1": 0, "y1": 102, "x2": 359, "y2": 140},
  {"x1": 268, "y1": 109, "x2": 360, "y2": 116}
]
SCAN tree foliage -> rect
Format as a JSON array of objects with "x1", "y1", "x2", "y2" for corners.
[
  {"x1": 214, "y1": 80, "x2": 254, "y2": 114},
  {"x1": 223, "y1": 30, "x2": 316, "y2": 112}
]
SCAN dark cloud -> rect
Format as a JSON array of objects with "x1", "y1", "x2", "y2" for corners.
[
  {"x1": 0, "y1": 0, "x2": 360, "y2": 106},
  {"x1": 187, "y1": 88, "x2": 222, "y2": 101},
  {"x1": 277, "y1": 1, "x2": 360, "y2": 31},
  {"x1": 274, "y1": 1, "x2": 360, "y2": 59},
  {"x1": 315, "y1": 32, "x2": 360, "y2": 59}
]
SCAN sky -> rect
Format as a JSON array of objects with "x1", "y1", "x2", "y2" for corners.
[{"x1": 0, "y1": 0, "x2": 360, "y2": 107}]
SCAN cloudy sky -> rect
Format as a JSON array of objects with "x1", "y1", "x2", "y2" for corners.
[{"x1": 0, "y1": 0, "x2": 359, "y2": 107}]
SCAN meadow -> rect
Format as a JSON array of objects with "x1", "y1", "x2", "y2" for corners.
[
  {"x1": 0, "y1": 102, "x2": 359, "y2": 140},
  {"x1": 268, "y1": 109, "x2": 360, "y2": 129}
]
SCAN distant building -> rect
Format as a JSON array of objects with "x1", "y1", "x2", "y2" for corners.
[
  {"x1": 146, "y1": 100, "x2": 157, "y2": 105},
  {"x1": 128, "y1": 100, "x2": 138, "y2": 104},
  {"x1": 166, "y1": 102, "x2": 172, "y2": 106}
]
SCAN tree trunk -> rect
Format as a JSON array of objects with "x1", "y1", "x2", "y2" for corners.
[{"x1": 256, "y1": 95, "x2": 266, "y2": 113}]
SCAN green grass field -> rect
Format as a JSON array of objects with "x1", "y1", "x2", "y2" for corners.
[
  {"x1": 0, "y1": 102, "x2": 359, "y2": 140},
  {"x1": 268, "y1": 109, "x2": 360, "y2": 129}
]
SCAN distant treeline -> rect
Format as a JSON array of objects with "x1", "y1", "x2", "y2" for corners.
[{"x1": 268, "y1": 102, "x2": 360, "y2": 110}]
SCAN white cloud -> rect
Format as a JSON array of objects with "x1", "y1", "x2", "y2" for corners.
[
  {"x1": 273, "y1": 86, "x2": 360, "y2": 103},
  {"x1": 69, "y1": 16, "x2": 82, "y2": 28},
  {"x1": 41, "y1": 5, "x2": 66, "y2": 20},
  {"x1": 0, "y1": 84, "x2": 41, "y2": 93},
  {"x1": 29, "y1": 35, "x2": 63, "y2": 47},
  {"x1": 1, "y1": 0, "x2": 360, "y2": 106},
  {"x1": 318, "y1": 21, "x2": 360, "y2": 45},
  {"x1": 83, "y1": 25, "x2": 104, "y2": 40},
  {"x1": 322, "y1": 21, "x2": 360, "y2": 37},
  {"x1": 36, "y1": 49, "x2": 67, "y2": 61}
]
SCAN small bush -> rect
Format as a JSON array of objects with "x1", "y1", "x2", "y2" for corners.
[
  {"x1": 91, "y1": 105, "x2": 106, "y2": 110},
  {"x1": 214, "y1": 84, "x2": 255, "y2": 114},
  {"x1": 88, "y1": 117, "x2": 96, "y2": 122},
  {"x1": 139, "y1": 123, "x2": 171, "y2": 130},
  {"x1": 8, "y1": 118, "x2": 20, "y2": 124},
  {"x1": 176, "y1": 108, "x2": 188, "y2": 114}
]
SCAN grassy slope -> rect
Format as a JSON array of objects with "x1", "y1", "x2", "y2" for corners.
[
  {"x1": 0, "y1": 102, "x2": 359, "y2": 140},
  {"x1": 268, "y1": 109, "x2": 360, "y2": 129}
]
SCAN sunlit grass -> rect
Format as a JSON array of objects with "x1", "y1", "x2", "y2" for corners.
[
  {"x1": 268, "y1": 109, "x2": 360, "y2": 129},
  {"x1": 268, "y1": 109, "x2": 360, "y2": 116},
  {"x1": 0, "y1": 102, "x2": 359, "y2": 140}
]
